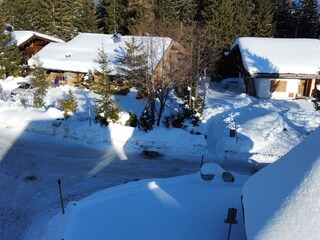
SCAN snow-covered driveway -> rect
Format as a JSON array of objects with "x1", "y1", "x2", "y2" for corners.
[{"x1": 0, "y1": 127, "x2": 200, "y2": 240}]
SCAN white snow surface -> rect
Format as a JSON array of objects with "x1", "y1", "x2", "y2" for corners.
[
  {"x1": 13, "y1": 30, "x2": 65, "y2": 46},
  {"x1": 0, "y1": 76, "x2": 319, "y2": 239},
  {"x1": 233, "y1": 37, "x2": 320, "y2": 75},
  {"x1": 28, "y1": 33, "x2": 173, "y2": 74},
  {"x1": 243, "y1": 127, "x2": 320, "y2": 240},
  {"x1": 56, "y1": 170, "x2": 247, "y2": 240}
]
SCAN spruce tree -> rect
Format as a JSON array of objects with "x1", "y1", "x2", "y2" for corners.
[
  {"x1": 0, "y1": 27, "x2": 23, "y2": 78},
  {"x1": 91, "y1": 43, "x2": 119, "y2": 125},
  {"x1": 30, "y1": 0, "x2": 54, "y2": 35},
  {"x1": 97, "y1": 0, "x2": 108, "y2": 33},
  {"x1": 7, "y1": 0, "x2": 33, "y2": 30},
  {"x1": 156, "y1": 0, "x2": 196, "y2": 26},
  {"x1": 233, "y1": 0, "x2": 255, "y2": 37},
  {"x1": 205, "y1": 0, "x2": 235, "y2": 50},
  {"x1": 118, "y1": 37, "x2": 149, "y2": 87},
  {"x1": 273, "y1": 0, "x2": 296, "y2": 37},
  {"x1": 51, "y1": 0, "x2": 77, "y2": 40},
  {"x1": 139, "y1": 99, "x2": 155, "y2": 132},
  {"x1": 104, "y1": 0, "x2": 125, "y2": 34},
  {"x1": 74, "y1": 0, "x2": 99, "y2": 33},
  {"x1": 60, "y1": 89, "x2": 78, "y2": 118},
  {"x1": 125, "y1": 0, "x2": 156, "y2": 36},
  {"x1": 30, "y1": 57, "x2": 50, "y2": 108},
  {"x1": 252, "y1": 0, "x2": 275, "y2": 37},
  {"x1": 295, "y1": 0, "x2": 319, "y2": 38}
]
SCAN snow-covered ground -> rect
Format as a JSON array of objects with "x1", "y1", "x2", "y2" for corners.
[
  {"x1": 0, "y1": 77, "x2": 319, "y2": 239},
  {"x1": 199, "y1": 81, "x2": 319, "y2": 173},
  {"x1": 243, "y1": 127, "x2": 320, "y2": 240}
]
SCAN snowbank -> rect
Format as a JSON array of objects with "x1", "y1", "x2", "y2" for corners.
[{"x1": 243, "y1": 127, "x2": 320, "y2": 240}]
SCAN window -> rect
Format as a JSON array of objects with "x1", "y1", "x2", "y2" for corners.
[{"x1": 270, "y1": 80, "x2": 287, "y2": 92}]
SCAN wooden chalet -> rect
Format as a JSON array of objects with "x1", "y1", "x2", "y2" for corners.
[
  {"x1": 13, "y1": 30, "x2": 64, "y2": 62},
  {"x1": 225, "y1": 37, "x2": 320, "y2": 99},
  {"x1": 28, "y1": 33, "x2": 184, "y2": 87}
]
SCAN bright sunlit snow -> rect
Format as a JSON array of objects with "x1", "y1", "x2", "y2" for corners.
[
  {"x1": 233, "y1": 37, "x2": 320, "y2": 75},
  {"x1": 243, "y1": 127, "x2": 320, "y2": 240},
  {"x1": 0, "y1": 76, "x2": 319, "y2": 239}
]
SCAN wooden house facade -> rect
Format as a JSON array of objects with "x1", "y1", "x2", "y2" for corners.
[{"x1": 13, "y1": 31, "x2": 64, "y2": 63}]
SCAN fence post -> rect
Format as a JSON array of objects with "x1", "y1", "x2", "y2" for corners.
[{"x1": 57, "y1": 178, "x2": 65, "y2": 214}]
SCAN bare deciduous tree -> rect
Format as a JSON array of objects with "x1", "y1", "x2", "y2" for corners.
[{"x1": 179, "y1": 24, "x2": 221, "y2": 110}]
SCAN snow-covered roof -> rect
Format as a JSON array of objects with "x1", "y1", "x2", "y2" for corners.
[
  {"x1": 232, "y1": 37, "x2": 320, "y2": 76},
  {"x1": 13, "y1": 30, "x2": 65, "y2": 46},
  {"x1": 28, "y1": 33, "x2": 173, "y2": 75},
  {"x1": 242, "y1": 127, "x2": 320, "y2": 240}
]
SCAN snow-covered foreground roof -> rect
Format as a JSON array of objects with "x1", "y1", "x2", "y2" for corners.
[
  {"x1": 242, "y1": 127, "x2": 320, "y2": 240},
  {"x1": 13, "y1": 30, "x2": 64, "y2": 46},
  {"x1": 232, "y1": 37, "x2": 320, "y2": 75},
  {"x1": 53, "y1": 165, "x2": 248, "y2": 240},
  {"x1": 28, "y1": 33, "x2": 173, "y2": 74}
]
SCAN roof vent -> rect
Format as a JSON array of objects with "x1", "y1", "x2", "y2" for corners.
[
  {"x1": 112, "y1": 33, "x2": 122, "y2": 43},
  {"x1": 5, "y1": 24, "x2": 14, "y2": 32},
  {"x1": 65, "y1": 52, "x2": 72, "y2": 58}
]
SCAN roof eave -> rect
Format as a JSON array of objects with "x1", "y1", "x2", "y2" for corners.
[{"x1": 249, "y1": 72, "x2": 320, "y2": 79}]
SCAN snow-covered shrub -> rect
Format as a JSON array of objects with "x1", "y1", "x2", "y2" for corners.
[
  {"x1": 0, "y1": 91, "x2": 11, "y2": 101},
  {"x1": 138, "y1": 105, "x2": 154, "y2": 132}
]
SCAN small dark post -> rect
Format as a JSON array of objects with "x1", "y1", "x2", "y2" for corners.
[
  {"x1": 224, "y1": 208, "x2": 238, "y2": 240},
  {"x1": 57, "y1": 178, "x2": 65, "y2": 214},
  {"x1": 229, "y1": 129, "x2": 236, "y2": 137}
]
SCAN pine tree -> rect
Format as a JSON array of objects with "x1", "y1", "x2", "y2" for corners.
[
  {"x1": 51, "y1": 0, "x2": 77, "y2": 40},
  {"x1": 30, "y1": 0, "x2": 54, "y2": 35},
  {"x1": 295, "y1": 0, "x2": 319, "y2": 38},
  {"x1": 233, "y1": 0, "x2": 255, "y2": 37},
  {"x1": 91, "y1": 43, "x2": 119, "y2": 125},
  {"x1": 60, "y1": 89, "x2": 78, "y2": 118},
  {"x1": 252, "y1": 0, "x2": 275, "y2": 37},
  {"x1": 205, "y1": 0, "x2": 235, "y2": 50},
  {"x1": 125, "y1": 0, "x2": 156, "y2": 36},
  {"x1": 98, "y1": 0, "x2": 126, "y2": 34},
  {"x1": 156, "y1": 0, "x2": 196, "y2": 26},
  {"x1": 0, "y1": 27, "x2": 23, "y2": 78},
  {"x1": 7, "y1": 0, "x2": 33, "y2": 30},
  {"x1": 273, "y1": 0, "x2": 296, "y2": 37},
  {"x1": 73, "y1": 0, "x2": 98, "y2": 33},
  {"x1": 139, "y1": 99, "x2": 155, "y2": 132},
  {"x1": 118, "y1": 37, "x2": 149, "y2": 87},
  {"x1": 96, "y1": 0, "x2": 108, "y2": 33},
  {"x1": 30, "y1": 57, "x2": 50, "y2": 108}
]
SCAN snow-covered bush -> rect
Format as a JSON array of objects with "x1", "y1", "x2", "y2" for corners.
[{"x1": 0, "y1": 91, "x2": 11, "y2": 101}]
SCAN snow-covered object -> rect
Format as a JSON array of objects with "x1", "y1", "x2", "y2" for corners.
[
  {"x1": 13, "y1": 30, "x2": 64, "y2": 46},
  {"x1": 242, "y1": 127, "x2": 320, "y2": 240},
  {"x1": 200, "y1": 163, "x2": 223, "y2": 180},
  {"x1": 233, "y1": 37, "x2": 320, "y2": 75},
  {"x1": 57, "y1": 172, "x2": 248, "y2": 240},
  {"x1": 28, "y1": 33, "x2": 173, "y2": 74}
]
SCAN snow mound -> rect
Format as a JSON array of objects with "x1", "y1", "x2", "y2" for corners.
[
  {"x1": 243, "y1": 127, "x2": 320, "y2": 240},
  {"x1": 54, "y1": 172, "x2": 248, "y2": 240}
]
